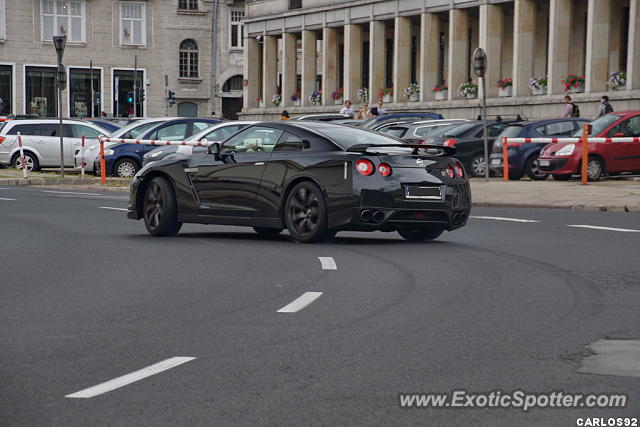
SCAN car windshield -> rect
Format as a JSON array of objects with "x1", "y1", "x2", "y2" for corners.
[
  {"x1": 319, "y1": 126, "x2": 409, "y2": 149},
  {"x1": 442, "y1": 122, "x2": 479, "y2": 137},
  {"x1": 496, "y1": 125, "x2": 524, "y2": 139},
  {"x1": 573, "y1": 115, "x2": 620, "y2": 137}
]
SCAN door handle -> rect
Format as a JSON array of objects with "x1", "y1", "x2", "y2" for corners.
[{"x1": 254, "y1": 162, "x2": 264, "y2": 165}]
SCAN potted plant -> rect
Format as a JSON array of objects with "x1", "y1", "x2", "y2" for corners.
[
  {"x1": 357, "y1": 87, "x2": 369, "y2": 104},
  {"x1": 458, "y1": 81, "x2": 478, "y2": 99},
  {"x1": 497, "y1": 78, "x2": 513, "y2": 97},
  {"x1": 291, "y1": 91, "x2": 301, "y2": 107},
  {"x1": 309, "y1": 90, "x2": 322, "y2": 106},
  {"x1": 404, "y1": 83, "x2": 420, "y2": 102},
  {"x1": 331, "y1": 87, "x2": 344, "y2": 104},
  {"x1": 378, "y1": 87, "x2": 393, "y2": 103},
  {"x1": 256, "y1": 97, "x2": 264, "y2": 108},
  {"x1": 607, "y1": 71, "x2": 626, "y2": 91},
  {"x1": 433, "y1": 83, "x2": 448, "y2": 101},
  {"x1": 562, "y1": 74, "x2": 585, "y2": 93},
  {"x1": 272, "y1": 94, "x2": 282, "y2": 107},
  {"x1": 529, "y1": 76, "x2": 547, "y2": 95}
]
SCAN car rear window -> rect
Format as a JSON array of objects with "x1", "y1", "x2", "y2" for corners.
[
  {"x1": 496, "y1": 125, "x2": 524, "y2": 139},
  {"x1": 442, "y1": 122, "x2": 479, "y2": 137},
  {"x1": 317, "y1": 126, "x2": 407, "y2": 149},
  {"x1": 379, "y1": 126, "x2": 408, "y2": 138}
]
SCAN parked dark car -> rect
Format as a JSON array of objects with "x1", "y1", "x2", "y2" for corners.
[
  {"x1": 489, "y1": 118, "x2": 590, "y2": 180},
  {"x1": 425, "y1": 117, "x2": 526, "y2": 177},
  {"x1": 538, "y1": 111, "x2": 640, "y2": 181},
  {"x1": 291, "y1": 114, "x2": 352, "y2": 121},
  {"x1": 127, "y1": 122, "x2": 471, "y2": 242},
  {"x1": 96, "y1": 118, "x2": 221, "y2": 177},
  {"x1": 360, "y1": 113, "x2": 445, "y2": 129},
  {"x1": 376, "y1": 119, "x2": 470, "y2": 143}
]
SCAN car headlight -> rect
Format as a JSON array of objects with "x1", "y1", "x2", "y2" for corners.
[
  {"x1": 149, "y1": 151, "x2": 163, "y2": 158},
  {"x1": 555, "y1": 144, "x2": 575, "y2": 156},
  {"x1": 103, "y1": 149, "x2": 114, "y2": 156}
]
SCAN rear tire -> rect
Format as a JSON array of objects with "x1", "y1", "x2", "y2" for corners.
[
  {"x1": 470, "y1": 154, "x2": 487, "y2": 178},
  {"x1": 552, "y1": 174, "x2": 572, "y2": 181},
  {"x1": 11, "y1": 152, "x2": 39, "y2": 172},
  {"x1": 284, "y1": 181, "x2": 330, "y2": 243},
  {"x1": 143, "y1": 176, "x2": 182, "y2": 237},
  {"x1": 525, "y1": 155, "x2": 548, "y2": 180},
  {"x1": 587, "y1": 156, "x2": 604, "y2": 181},
  {"x1": 397, "y1": 226, "x2": 444, "y2": 242}
]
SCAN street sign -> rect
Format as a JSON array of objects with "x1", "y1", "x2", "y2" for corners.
[{"x1": 473, "y1": 48, "x2": 487, "y2": 78}]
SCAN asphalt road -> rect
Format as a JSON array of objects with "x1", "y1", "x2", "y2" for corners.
[{"x1": 1, "y1": 186, "x2": 639, "y2": 426}]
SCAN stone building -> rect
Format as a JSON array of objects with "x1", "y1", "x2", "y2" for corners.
[
  {"x1": 0, "y1": 0, "x2": 245, "y2": 119},
  {"x1": 241, "y1": 0, "x2": 640, "y2": 119}
]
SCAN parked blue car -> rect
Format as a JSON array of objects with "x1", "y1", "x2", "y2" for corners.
[
  {"x1": 489, "y1": 118, "x2": 589, "y2": 180},
  {"x1": 360, "y1": 112, "x2": 444, "y2": 129},
  {"x1": 97, "y1": 118, "x2": 221, "y2": 177}
]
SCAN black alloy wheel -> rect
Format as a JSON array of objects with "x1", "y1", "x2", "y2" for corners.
[
  {"x1": 525, "y1": 155, "x2": 549, "y2": 180},
  {"x1": 284, "y1": 182, "x2": 330, "y2": 243},
  {"x1": 143, "y1": 176, "x2": 182, "y2": 236}
]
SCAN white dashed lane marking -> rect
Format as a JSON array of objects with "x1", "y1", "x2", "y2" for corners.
[
  {"x1": 42, "y1": 190, "x2": 103, "y2": 196},
  {"x1": 470, "y1": 216, "x2": 540, "y2": 223},
  {"x1": 99, "y1": 207, "x2": 128, "y2": 212},
  {"x1": 65, "y1": 357, "x2": 196, "y2": 399},
  {"x1": 277, "y1": 292, "x2": 323, "y2": 313},
  {"x1": 318, "y1": 256, "x2": 337, "y2": 270},
  {"x1": 0, "y1": 197, "x2": 16, "y2": 201},
  {"x1": 567, "y1": 225, "x2": 640, "y2": 233}
]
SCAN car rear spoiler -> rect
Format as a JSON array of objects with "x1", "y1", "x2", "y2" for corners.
[{"x1": 347, "y1": 143, "x2": 456, "y2": 156}]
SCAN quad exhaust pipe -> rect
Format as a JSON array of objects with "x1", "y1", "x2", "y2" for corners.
[{"x1": 360, "y1": 210, "x2": 385, "y2": 223}]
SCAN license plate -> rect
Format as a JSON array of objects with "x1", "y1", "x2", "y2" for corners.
[
  {"x1": 539, "y1": 159, "x2": 550, "y2": 166},
  {"x1": 404, "y1": 185, "x2": 442, "y2": 200},
  {"x1": 491, "y1": 159, "x2": 501, "y2": 166}
]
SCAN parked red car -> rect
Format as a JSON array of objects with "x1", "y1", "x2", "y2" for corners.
[{"x1": 538, "y1": 111, "x2": 640, "y2": 181}]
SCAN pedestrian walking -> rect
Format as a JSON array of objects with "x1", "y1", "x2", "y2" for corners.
[
  {"x1": 339, "y1": 100, "x2": 354, "y2": 117},
  {"x1": 280, "y1": 110, "x2": 290, "y2": 120},
  {"x1": 562, "y1": 95, "x2": 580, "y2": 118},
  {"x1": 596, "y1": 95, "x2": 614, "y2": 118},
  {"x1": 356, "y1": 103, "x2": 373, "y2": 119},
  {"x1": 370, "y1": 100, "x2": 387, "y2": 116}
]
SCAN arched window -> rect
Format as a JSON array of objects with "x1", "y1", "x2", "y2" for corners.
[
  {"x1": 222, "y1": 75, "x2": 243, "y2": 92},
  {"x1": 179, "y1": 39, "x2": 198, "y2": 78}
]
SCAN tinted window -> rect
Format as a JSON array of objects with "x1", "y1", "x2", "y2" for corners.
[
  {"x1": 222, "y1": 126, "x2": 283, "y2": 153},
  {"x1": 192, "y1": 121, "x2": 214, "y2": 133},
  {"x1": 274, "y1": 132, "x2": 310, "y2": 151},
  {"x1": 13, "y1": 123, "x2": 72, "y2": 137},
  {"x1": 151, "y1": 123, "x2": 188, "y2": 141},
  {"x1": 203, "y1": 125, "x2": 243, "y2": 142},
  {"x1": 487, "y1": 123, "x2": 510, "y2": 137},
  {"x1": 317, "y1": 126, "x2": 406, "y2": 149},
  {"x1": 414, "y1": 125, "x2": 449, "y2": 137},
  {"x1": 6, "y1": 124, "x2": 36, "y2": 135},
  {"x1": 497, "y1": 125, "x2": 524, "y2": 139},
  {"x1": 607, "y1": 116, "x2": 640, "y2": 137},
  {"x1": 443, "y1": 123, "x2": 479, "y2": 137},
  {"x1": 72, "y1": 124, "x2": 104, "y2": 138},
  {"x1": 122, "y1": 121, "x2": 163, "y2": 139},
  {"x1": 379, "y1": 126, "x2": 408, "y2": 138},
  {"x1": 575, "y1": 114, "x2": 620, "y2": 137},
  {"x1": 542, "y1": 121, "x2": 577, "y2": 137}
]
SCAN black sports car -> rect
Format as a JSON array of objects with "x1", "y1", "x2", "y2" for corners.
[{"x1": 127, "y1": 122, "x2": 471, "y2": 243}]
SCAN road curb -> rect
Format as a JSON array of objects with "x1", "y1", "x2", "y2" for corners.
[
  {"x1": 0, "y1": 177, "x2": 130, "y2": 187},
  {"x1": 472, "y1": 202, "x2": 640, "y2": 213}
]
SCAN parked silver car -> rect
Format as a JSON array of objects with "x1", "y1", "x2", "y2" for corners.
[{"x1": 0, "y1": 119, "x2": 109, "y2": 170}]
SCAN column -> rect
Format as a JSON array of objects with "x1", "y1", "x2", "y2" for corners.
[
  {"x1": 419, "y1": 13, "x2": 439, "y2": 102},
  {"x1": 585, "y1": 0, "x2": 612, "y2": 93},
  {"x1": 629, "y1": 0, "x2": 640, "y2": 90},
  {"x1": 369, "y1": 21, "x2": 386, "y2": 101},
  {"x1": 547, "y1": 0, "x2": 572, "y2": 94},
  {"x1": 343, "y1": 24, "x2": 362, "y2": 103},
  {"x1": 393, "y1": 16, "x2": 411, "y2": 103},
  {"x1": 262, "y1": 35, "x2": 278, "y2": 106},
  {"x1": 447, "y1": 8, "x2": 469, "y2": 100},
  {"x1": 479, "y1": 4, "x2": 503, "y2": 98},
  {"x1": 244, "y1": 37, "x2": 261, "y2": 109},
  {"x1": 512, "y1": 0, "x2": 535, "y2": 97},
  {"x1": 281, "y1": 32, "x2": 297, "y2": 107},
  {"x1": 301, "y1": 30, "x2": 317, "y2": 106},
  {"x1": 322, "y1": 27, "x2": 338, "y2": 105}
]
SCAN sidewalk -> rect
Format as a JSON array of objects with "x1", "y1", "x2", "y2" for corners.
[
  {"x1": 471, "y1": 179, "x2": 640, "y2": 212},
  {"x1": 0, "y1": 169, "x2": 130, "y2": 187}
]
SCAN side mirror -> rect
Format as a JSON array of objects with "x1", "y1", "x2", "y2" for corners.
[{"x1": 207, "y1": 141, "x2": 222, "y2": 155}]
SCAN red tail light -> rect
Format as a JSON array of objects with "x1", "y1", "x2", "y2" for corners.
[
  {"x1": 443, "y1": 139, "x2": 457, "y2": 147},
  {"x1": 446, "y1": 165, "x2": 455, "y2": 178},
  {"x1": 355, "y1": 159, "x2": 375, "y2": 176},
  {"x1": 454, "y1": 163, "x2": 464, "y2": 178},
  {"x1": 0, "y1": 136, "x2": 5, "y2": 144},
  {"x1": 378, "y1": 162, "x2": 392, "y2": 177}
]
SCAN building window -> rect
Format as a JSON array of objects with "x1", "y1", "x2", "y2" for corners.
[
  {"x1": 41, "y1": 0, "x2": 85, "y2": 42},
  {"x1": 177, "y1": 102, "x2": 198, "y2": 117},
  {"x1": 69, "y1": 68, "x2": 101, "y2": 117},
  {"x1": 178, "y1": 0, "x2": 198, "y2": 10},
  {"x1": 179, "y1": 39, "x2": 199, "y2": 78},
  {"x1": 113, "y1": 70, "x2": 144, "y2": 117},
  {"x1": 230, "y1": 10, "x2": 244, "y2": 49},
  {"x1": 26, "y1": 66, "x2": 58, "y2": 117},
  {"x1": 289, "y1": 0, "x2": 301, "y2": 9},
  {"x1": 222, "y1": 75, "x2": 243, "y2": 92},
  {"x1": 0, "y1": 65, "x2": 12, "y2": 115},
  {"x1": 120, "y1": 2, "x2": 146, "y2": 46}
]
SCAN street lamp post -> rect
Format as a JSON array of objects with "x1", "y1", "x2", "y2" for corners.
[
  {"x1": 473, "y1": 48, "x2": 488, "y2": 181},
  {"x1": 53, "y1": 35, "x2": 67, "y2": 177}
]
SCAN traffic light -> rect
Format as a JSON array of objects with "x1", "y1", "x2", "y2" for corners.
[
  {"x1": 137, "y1": 88, "x2": 145, "y2": 102},
  {"x1": 127, "y1": 91, "x2": 133, "y2": 103},
  {"x1": 167, "y1": 90, "x2": 176, "y2": 107}
]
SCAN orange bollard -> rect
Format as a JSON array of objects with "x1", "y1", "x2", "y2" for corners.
[
  {"x1": 502, "y1": 137, "x2": 509, "y2": 181},
  {"x1": 581, "y1": 124, "x2": 591, "y2": 185},
  {"x1": 99, "y1": 139, "x2": 107, "y2": 184}
]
